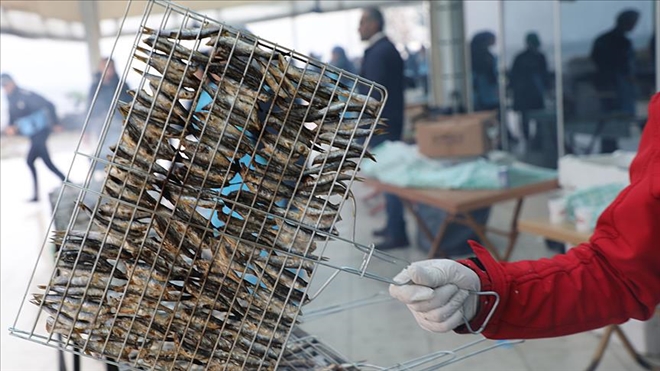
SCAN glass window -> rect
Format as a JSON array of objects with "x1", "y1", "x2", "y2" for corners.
[
  {"x1": 502, "y1": 0, "x2": 557, "y2": 168},
  {"x1": 560, "y1": 0, "x2": 655, "y2": 154}
]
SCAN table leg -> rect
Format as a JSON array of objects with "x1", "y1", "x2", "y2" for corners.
[
  {"x1": 502, "y1": 199, "x2": 524, "y2": 261},
  {"x1": 585, "y1": 325, "x2": 615, "y2": 371},
  {"x1": 585, "y1": 325, "x2": 654, "y2": 371},
  {"x1": 460, "y1": 213, "x2": 502, "y2": 261},
  {"x1": 402, "y1": 201, "x2": 433, "y2": 243},
  {"x1": 427, "y1": 216, "x2": 452, "y2": 259},
  {"x1": 401, "y1": 200, "x2": 449, "y2": 258},
  {"x1": 57, "y1": 334, "x2": 67, "y2": 371},
  {"x1": 612, "y1": 325, "x2": 654, "y2": 370}
]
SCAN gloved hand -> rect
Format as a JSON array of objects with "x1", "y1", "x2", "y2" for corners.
[{"x1": 389, "y1": 259, "x2": 480, "y2": 333}]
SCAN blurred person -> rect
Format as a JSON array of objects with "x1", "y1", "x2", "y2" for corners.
[
  {"x1": 470, "y1": 31, "x2": 499, "y2": 112},
  {"x1": 510, "y1": 32, "x2": 549, "y2": 146},
  {"x1": 358, "y1": 7, "x2": 407, "y2": 251},
  {"x1": 416, "y1": 46, "x2": 429, "y2": 96},
  {"x1": 389, "y1": 92, "x2": 660, "y2": 339},
  {"x1": 651, "y1": 35, "x2": 656, "y2": 68},
  {"x1": 590, "y1": 9, "x2": 640, "y2": 153},
  {"x1": 329, "y1": 46, "x2": 356, "y2": 87},
  {"x1": 86, "y1": 57, "x2": 131, "y2": 174},
  {"x1": 1, "y1": 73, "x2": 66, "y2": 202},
  {"x1": 307, "y1": 52, "x2": 323, "y2": 73},
  {"x1": 403, "y1": 45, "x2": 419, "y2": 89},
  {"x1": 650, "y1": 35, "x2": 656, "y2": 92},
  {"x1": 329, "y1": 46, "x2": 356, "y2": 74}
]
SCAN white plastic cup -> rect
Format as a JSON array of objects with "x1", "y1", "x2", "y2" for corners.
[
  {"x1": 574, "y1": 206, "x2": 594, "y2": 233},
  {"x1": 548, "y1": 197, "x2": 567, "y2": 225}
]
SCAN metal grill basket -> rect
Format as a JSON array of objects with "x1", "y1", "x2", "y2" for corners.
[{"x1": 10, "y1": 1, "x2": 513, "y2": 370}]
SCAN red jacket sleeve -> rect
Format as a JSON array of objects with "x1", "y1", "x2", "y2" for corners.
[{"x1": 458, "y1": 93, "x2": 660, "y2": 339}]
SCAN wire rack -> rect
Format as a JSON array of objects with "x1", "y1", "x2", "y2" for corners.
[{"x1": 10, "y1": 1, "x2": 514, "y2": 370}]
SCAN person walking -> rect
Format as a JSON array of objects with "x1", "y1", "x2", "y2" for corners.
[
  {"x1": 510, "y1": 32, "x2": 549, "y2": 146},
  {"x1": 357, "y1": 7, "x2": 408, "y2": 250},
  {"x1": 1, "y1": 73, "x2": 66, "y2": 202},
  {"x1": 471, "y1": 31, "x2": 499, "y2": 112}
]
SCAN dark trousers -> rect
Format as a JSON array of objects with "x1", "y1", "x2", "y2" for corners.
[
  {"x1": 520, "y1": 111, "x2": 531, "y2": 141},
  {"x1": 385, "y1": 192, "x2": 407, "y2": 240},
  {"x1": 27, "y1": 129, "x2": 65, "y2": 198}
]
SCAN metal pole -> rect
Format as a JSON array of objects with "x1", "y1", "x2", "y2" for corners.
[
  {"x1": 553, "y1": 0, "x2": 565, "y2": 158},
  {"x1": 428, "y1": 0, "x2": 446, "y2": 108},
  {"x1": 464, "y1": 7, "x2": 473, "y2": 113},
  {"x1": 79, "y1": 0, "x2": 101, "y2": 76},
  {"x1": 452, "y1": 1, "x2": 468, "y2": 113},
  {"x1": 497, "y1": 0, "x2": 507, "y2": 151}
]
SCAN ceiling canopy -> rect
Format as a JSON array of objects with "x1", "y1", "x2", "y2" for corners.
[{"x1": 0, "y1": 0, "x2": 409, "y2": 41}]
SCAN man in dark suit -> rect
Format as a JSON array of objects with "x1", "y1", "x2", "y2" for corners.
[{"x1": 358, "y1": 7, "x2": 408, "y2": 250}]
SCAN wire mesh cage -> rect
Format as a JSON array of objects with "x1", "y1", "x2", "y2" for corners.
[
  {"x1": 10, "y1": 1, "x2": 394, "y2": 369},
  {"x1": 10, "y1": 1, "x2": 514, "y2": 370}
]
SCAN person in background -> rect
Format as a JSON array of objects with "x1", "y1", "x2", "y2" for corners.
[
  {"x1": 1, "y1": 73, "x2": 66, "y2": 202},
  {"x1": 307, "y1": 52, "x2": 323, "y2": 73},
  {"x1": 471, "y1": 31, "x2": 499, "y2": 112},
  {"x1": 510, "y1": 32, "x2": 549, "y2": 147},
  {"x1": 403, "y1": 45, "x2": 419, "y2": 89},
  {"x1": 650, "y1": 35, "x2": 656, "y2": 94},
  {"x1": 590, "y1": 9, "x2": 640, "y2": 153},
  {"x1": 329, "y1": 46, "x2": 356, "y2": 87},
  {"x1": 389, "y1": 92, "x2": 660, "y2": 340},
  {"x1": 416, "y1": 46, "x2": 429, "y2": 96},
  {"x1": 357, "y1": 7, "x2": 407, "y2": 250},
  {"x1": 86, "y1": 57, "x2": 131, "y2": 174},
  {"x1": 330, "y1": 46, "x2": 356, "y2": 75}
]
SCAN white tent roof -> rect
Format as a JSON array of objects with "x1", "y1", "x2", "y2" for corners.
[
  {"x1": 0, "y1": 0, "x2": 410, "y2": 41},
  {"x1": 0, "y1": 0, "x2": 260, "y2": 40}
]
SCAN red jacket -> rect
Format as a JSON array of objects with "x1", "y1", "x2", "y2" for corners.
[{"x1": 459, "y1": 93, "x2": 660, "y2": 339}]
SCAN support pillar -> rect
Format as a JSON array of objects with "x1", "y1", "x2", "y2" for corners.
[
  {"x1": 428, "y1": 0, "x2": 468, "y2": 111},
  {"x1": 79, "y1": 0, "x2": 101, "y2": 76}
]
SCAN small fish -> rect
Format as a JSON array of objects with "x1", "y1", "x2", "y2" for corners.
[
  {"x1": 134, "y1": 68, "x2": 198, "y2": 100},
  {"x1": 142, "y1": 35, "x2": 210, "y2": 65},
  {"x1": 135, "y1": 47, "x2": 203, "y2": 90},
  {"x1": 303, "y1": 160, "x2": 358, "y2": 176},
  {"x1": 143, "y1": 25, "x2": 223, "y2": 40},
  {"x1": 127, "y1": 89, "x2": 190, "y2": 122},
  {"x1": 207, "y1": 34, "x2": 274, "y2": 61}
]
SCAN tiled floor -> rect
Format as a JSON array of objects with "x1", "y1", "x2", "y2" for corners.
[{"x1": 1, "y1": 132, "x2": 658, "y2": 370}]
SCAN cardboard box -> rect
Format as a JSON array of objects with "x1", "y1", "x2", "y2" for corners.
[{"x1": 415, "y1": 111, "x2": 497, "y2": 158}]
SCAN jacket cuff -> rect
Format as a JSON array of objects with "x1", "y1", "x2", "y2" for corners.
[{"x1": 454, "y1": 240, "x2": 507, "y2": 336}]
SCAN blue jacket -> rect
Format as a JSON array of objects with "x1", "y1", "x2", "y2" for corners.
[{"x1": 359, "y1": 36, "x2": 405, "y2": 146}]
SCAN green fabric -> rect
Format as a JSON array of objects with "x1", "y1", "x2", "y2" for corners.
[
  {"x1": 361, "y1": 141, "x2": 557, "y2": 190},
  {"x1": 564, "y1": 183, "x2": 626, "y2": 229}
]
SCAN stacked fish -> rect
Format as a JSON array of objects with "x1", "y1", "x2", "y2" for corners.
[{"x1": 32, "y1": 24, "x2": 384, "y2": 370}]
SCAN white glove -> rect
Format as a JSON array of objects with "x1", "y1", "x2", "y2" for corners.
[{"x1": 389, "y1": 259, "x2": 480, "y2": 333}]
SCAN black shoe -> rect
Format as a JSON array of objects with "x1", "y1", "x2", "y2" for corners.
[
  {"x1": 372, "y1": 228, "x2": 388, "y2": 238},
  {"x1": 375, "y1": 237, "x2": 410, "y2": 251},
  {"x1": 28, "y1": 196, "x2": 39, "y2": 203}
]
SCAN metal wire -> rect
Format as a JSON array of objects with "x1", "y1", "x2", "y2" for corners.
[{"x1": 9, "y1": 1, "x2": 512, "y2": 370}]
